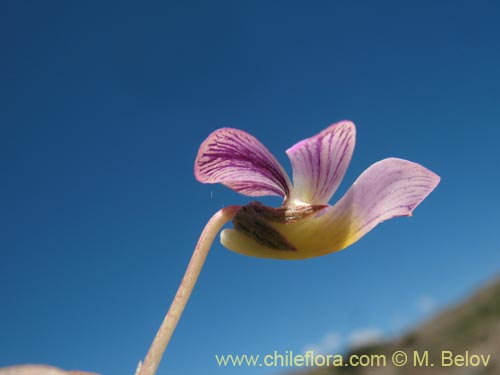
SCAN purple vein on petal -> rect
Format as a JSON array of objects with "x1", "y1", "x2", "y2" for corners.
[
  {"x1": 195, "y1": 128, "x2": 292, "y2": 198},
  {"x1": 286, "y1": 121, "x2": 356, "y2": 205}
]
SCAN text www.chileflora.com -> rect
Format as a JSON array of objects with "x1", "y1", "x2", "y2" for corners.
[{"x1": 215, "y1": 350, "x2": 493, "y2": 369}]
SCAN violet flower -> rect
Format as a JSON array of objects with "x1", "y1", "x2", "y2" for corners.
[
  {"x1": 195, "y1": 121, "x2": 440, "y2": 259},
  {"x1": 137, "y1": 121, "x2": 439, "y2": 375},
  {"x1": 1, "y1": 122, "x2": 439, "y2": 375}
]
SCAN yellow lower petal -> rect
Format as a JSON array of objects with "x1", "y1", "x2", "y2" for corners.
[{"x1": 220, "y1": 211, "x2": 359, "y2": 260}]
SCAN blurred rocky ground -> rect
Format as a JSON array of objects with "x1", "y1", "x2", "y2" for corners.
[{"x1": 293, "y1": 276, "x2": 500, "y2": 375}]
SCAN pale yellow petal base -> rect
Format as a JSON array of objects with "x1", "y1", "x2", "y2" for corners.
[{"x1": 221, "y1": 211, "x2": 359, "y2": 260}]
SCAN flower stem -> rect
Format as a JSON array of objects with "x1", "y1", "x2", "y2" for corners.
[{"x1": 138, "y1": 205, "x2": 241, "y2": 375}]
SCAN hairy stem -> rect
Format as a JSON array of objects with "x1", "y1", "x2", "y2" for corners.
[{"x1": 138, "y1": 205, "x2": 241, "y2": 375}]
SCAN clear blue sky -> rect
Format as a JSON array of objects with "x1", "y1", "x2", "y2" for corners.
[{"x1": 1, "y1": 1, "x2": 499, "y2": 374}]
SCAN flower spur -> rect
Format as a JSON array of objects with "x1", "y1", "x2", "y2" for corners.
[
  {"x1": 195, "y1": 121, "x2": 440, "y2": 259},
  {"x1": 137, "y1": 121, "x2": 439, "y2": 375}
]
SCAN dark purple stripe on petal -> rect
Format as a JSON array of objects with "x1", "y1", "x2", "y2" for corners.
[
  {"x1": 286, "y1": 121, "x2": 356, "y2": 205},
  {"x1": 195, "y1": 128, "x2": 292, "y2": 198}
]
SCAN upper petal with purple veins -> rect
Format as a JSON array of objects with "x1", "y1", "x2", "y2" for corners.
[
  {"x1": 286, "y1": 121, "x2": 355, "y2": 206},
  {"x1": 195, "y1": 128, "x2": 292, "y2": 199}
]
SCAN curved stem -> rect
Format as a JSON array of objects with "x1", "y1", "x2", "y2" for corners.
[{"x1": 138, "y1": 205, "x2": 241, "y2": 375}]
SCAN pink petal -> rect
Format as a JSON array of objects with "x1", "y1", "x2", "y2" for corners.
[
  {"x1": 195, "y1": 128, "x2": 292, "y2": 198},
  {"x1": 318, "y1": 157, "x2": 441, "y2": 245},
  {"x1": 286, "y1": 121, "x2": 355, "y2": 205}
]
